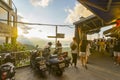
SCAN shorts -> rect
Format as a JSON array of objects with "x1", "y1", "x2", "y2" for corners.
[
  {"x1": 79, "y1": 52, "x2": 86, "y2": 57},
  {"x1": 114, "y1": 51, "x2": 120, "y2": 56}
]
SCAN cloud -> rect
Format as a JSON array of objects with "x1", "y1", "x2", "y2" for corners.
[
  {"x1": 20, "y1": 25, "x2": 32, "y2": 34},
  {"x1": 65, "y1": 3, "x2": 93, "y2": 24},
  {"x1": 17, "y1": 14, "x2": 33, "y2": 34},
  {"x1": 38, "y1": 30, "x2": 42, "y2": 32},
  {"x1": 30, "y1": 0, "x2": 52, "y2": 7}
]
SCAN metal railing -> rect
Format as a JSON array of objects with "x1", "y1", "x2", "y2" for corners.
[
  {"x1": 0, "y1": 50, "x2": 32, "y2": 68},
  {"x1": 0, "y1": 47, "x2": 71, "y2": 68}
]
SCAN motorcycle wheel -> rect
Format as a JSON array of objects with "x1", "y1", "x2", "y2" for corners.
[
  {"x1": 56, "y1": 70, "x2": 63, "y2": 76},
  {"x1": 40, "y1": 71, "x2": 46, "y2": 78}
]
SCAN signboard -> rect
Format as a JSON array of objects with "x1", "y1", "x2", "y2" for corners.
[
  {"x1": 56, "y1": 33, "x2": 64, "y2": 38},
  {"x1": 48, "y1": 33, "x2": 65, "y2": 38},
  {"x1": 48, "y1": 36, "x2": 56, "y2": 38}
]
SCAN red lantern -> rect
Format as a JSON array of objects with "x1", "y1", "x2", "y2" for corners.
[{"x1": 116, "y1": 19, "x2": 120, "y2": 27}]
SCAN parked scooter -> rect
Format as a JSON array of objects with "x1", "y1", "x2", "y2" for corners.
[
  {"x1": 0, "y1": 53, "x2": 15, "y2": 80},
  {"x1": 34, "y1": 57, "x2": 47, "y2": 77},
  {"x1": 46, "y1": 49, "x2": 71, "y2": 76},
  {"x1": 30, "y1": 50, "x2": 47, "y2": 77},
  {"x1": 59, "y1": 52, "x2": 71, "y2": 67},
  {"x1": 53, "y1": 48, "x2": 71, "y2": 67},
  {"x1": 46, "y1": 54, "x2": 66, "y2": 76}
]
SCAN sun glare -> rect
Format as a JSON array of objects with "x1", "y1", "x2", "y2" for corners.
[{"x1": 18, "y1": 28, "x2": 24, "y2": 35}]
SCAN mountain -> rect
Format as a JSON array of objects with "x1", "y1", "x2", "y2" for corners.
[
  {"x1": 17, "y1": 35, "x2": 72, "y2": 49},
  {"x1": 17, "y1": 35, "x2": 34, "y2": 45},
  {"x1": 17, "y1": 35, "x2": 48, "y2": 48}
]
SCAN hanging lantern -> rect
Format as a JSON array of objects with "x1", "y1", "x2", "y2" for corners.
[{"x1": 116, "y1": 19, "x2": 120, "y2": 27}]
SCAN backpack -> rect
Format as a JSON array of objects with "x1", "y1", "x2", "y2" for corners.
[{"x1": 70, "y1": 43, "x2": 77, "y2": 50}]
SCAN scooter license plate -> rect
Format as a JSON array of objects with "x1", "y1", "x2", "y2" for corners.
[
  {"x1": 39, "y1": 65, "x2": 46, "y2": 69},
  {"x1": 59, "y1": 63, "x2": 65, "y2": 68}
]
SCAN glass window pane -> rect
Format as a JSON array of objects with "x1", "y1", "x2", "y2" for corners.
[
  {"x1": 11, "y1": 16, "x2": 14, "y2": 27},
  {"x1": 0, "y1": 37, "x2": 5, "y2": 44},
  {"x1": 0, "y1": 7, "x2": 8, "y2": 24}
]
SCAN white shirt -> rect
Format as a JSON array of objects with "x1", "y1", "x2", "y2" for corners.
[{"x1": 70, "y1": 41, "x2": 78, "y2": 54}]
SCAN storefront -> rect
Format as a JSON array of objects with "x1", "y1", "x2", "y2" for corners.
[{"x1": 74, "y1": 0, "x2": 120, "y2": 43}]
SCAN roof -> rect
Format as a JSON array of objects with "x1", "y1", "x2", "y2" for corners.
[
  {"x1": 73, "y1": 15, "x2": 108, "y2": 34},
  {"x1": 77, "y1": 0, "x2": 120, "y2": 24},
  {"x1": 73, "y1": 15, "x2": 96, "y2": 25},
  {"x1": 103, "y1": 26, "x2": 120, "y2": 36}
]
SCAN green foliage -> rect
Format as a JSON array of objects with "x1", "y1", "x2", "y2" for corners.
[{"x1": 0, "y1": 43, "x2": 27, "y2": 53}]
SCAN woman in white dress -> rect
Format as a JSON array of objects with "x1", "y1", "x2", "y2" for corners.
[{"x1": 86, "y1": 41, "x2": 91, "y2": 63}]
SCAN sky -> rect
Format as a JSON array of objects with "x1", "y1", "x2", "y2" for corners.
[{"x1": 13, "y1": 0, "x2": 95, "y2": 42}]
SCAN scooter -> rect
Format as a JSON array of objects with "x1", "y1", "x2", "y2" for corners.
[
  {"x1": 53, "y1": 48, "x2": 71, "y2": 67},
  {"x1": 46, "y1": 54, "x2": 66, "y2": 76},
  {"x1": 0, "y1": 62, "x2": 15, "y2": 80},
  {"x1": 30, "y1": 50, "x2": 47, "y2": 77},
  {"x1": 59, "y1": 52, "x2": 71, "y2": 67},
  {"x1": 34, "y1": 57, "x2": 47, "y2": 77}
]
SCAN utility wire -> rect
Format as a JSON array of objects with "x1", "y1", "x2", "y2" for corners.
[{"x1": 0, "y1": 19, "x2": 74, "y2": 28}]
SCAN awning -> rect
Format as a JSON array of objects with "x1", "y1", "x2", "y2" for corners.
[
  {"x1": 105, "y1": 33, "x2": 117, "y2": 37},
  {"x1": 103, "y1": 27, "x2": 115, "y2": 34},
  {"x1": 103, "y1": 26, "x2": 120, "y2": 38},
  {"x1": 73, "y1": 15, "x2": 108, "y2": 34},
  {"x1": 78, "y1": 0, "x2": 120, "y2": 24},
  {"x1": 103, "y1": 27, "x2": 120, "y2": 34}
]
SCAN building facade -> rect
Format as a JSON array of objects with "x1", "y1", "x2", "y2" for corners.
[{"x1": 0, "y1": 0, "x2": 17, "y2": 44}]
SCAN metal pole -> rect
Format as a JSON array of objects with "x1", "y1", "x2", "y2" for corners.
[{"x1": 55, "y1": 25, "x2": 58, "y2": 48}]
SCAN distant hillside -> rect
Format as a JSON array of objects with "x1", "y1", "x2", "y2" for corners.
[
  {"x1": 17, "y1": 35, "x2": 34, "y2": 45},
  {"x1": 17, "y1": 35, "x2": 48, "y2": 48},
  {"x1": 22, "y1": 44, "x2": 35, "y2": 50},
  {"x1": 17, "y1": 35, "x2": 71, "y2": 48},
  {"x1": 28, "y1": 37, "x2": 47, "y2": 47}
]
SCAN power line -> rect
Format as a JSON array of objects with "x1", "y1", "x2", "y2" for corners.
[{"x1": 0, "y1": 19, "x2": 74, "y2": 28}]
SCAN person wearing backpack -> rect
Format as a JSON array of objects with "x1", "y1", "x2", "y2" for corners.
[{"x1": 70, "y1": 37, "x2": 78, "y2": 67}]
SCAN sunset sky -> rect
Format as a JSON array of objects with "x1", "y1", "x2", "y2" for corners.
[{"x1": 13, "y1": 0, "x2": 94, "y2": 41}]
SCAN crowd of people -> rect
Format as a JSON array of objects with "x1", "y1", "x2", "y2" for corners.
[
  {"x1": 70, "y1": 37, "x2": 120, "y2": 69},
  {"x1": 33, "y1": 37, "x2": 120, "y2": 70},
  {"x1": 90, "y1": 38, "x2": 120, "y2": 66}
]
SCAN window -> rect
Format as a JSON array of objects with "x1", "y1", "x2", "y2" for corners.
[
  {"x1": 11, "y1": 15, "x2": 14, "y2": 27},
  {"x1": 0, "y1": 37, "x2": 5, "y2": 44},
  {"x1": 0, "y1": 7, "x2": 8, "y2": 24}
]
